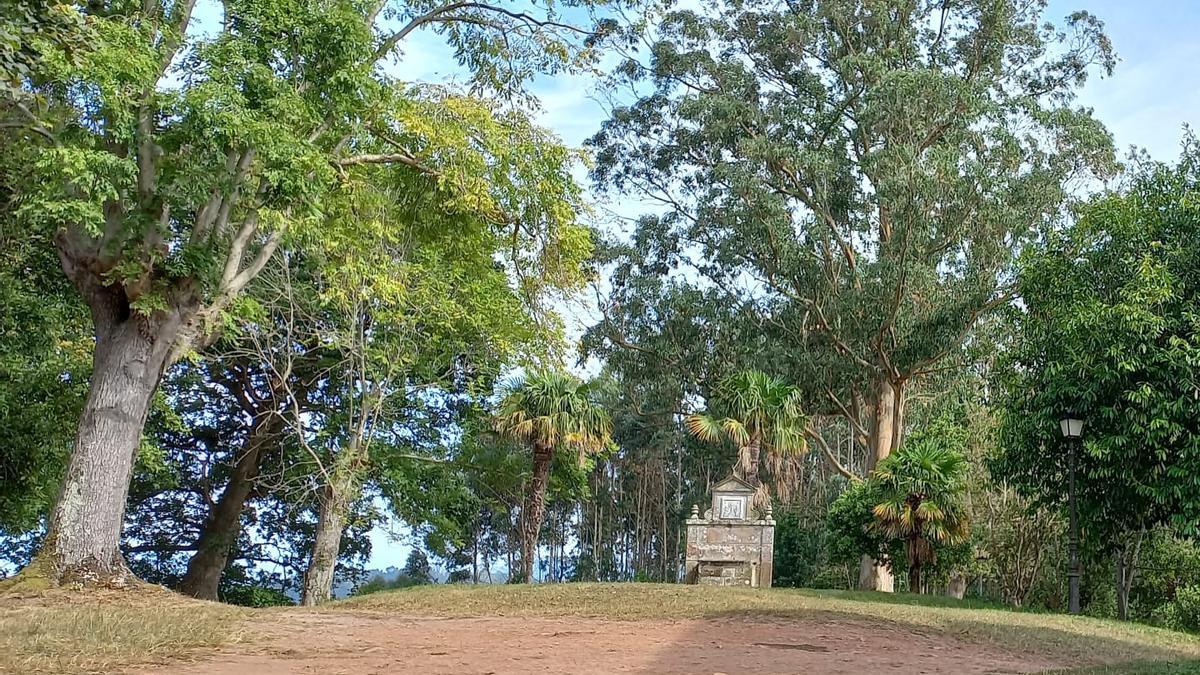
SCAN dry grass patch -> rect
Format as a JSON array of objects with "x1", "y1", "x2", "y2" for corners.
[
  {"x1": 334, "y1": 583, "x2": 1200, "y2": 668},
  {"x1": 0, "y1": 586, "x2": 249, "y2": 674}
]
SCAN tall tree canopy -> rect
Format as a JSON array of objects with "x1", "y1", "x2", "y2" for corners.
[
  {"x1": 5, "y1": 0, "x2": 618, "y2": 587},
  {"x1": 589, "y1": 0, "x2": 1116, "y2": 468},
  {"x1": 996, "y1": 145, "x2": 1200, "y2": 549},
  {"x1": 588, "y1": 0, "x2": 1116, "y2": 588}
]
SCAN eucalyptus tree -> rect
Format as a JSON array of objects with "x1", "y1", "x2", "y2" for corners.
[
  {"x1": 590, "y1": 1, "x2": 1115, "y2": 487},
  {"x1": 685, "y1": 370, "x2": 808, "y2": 498},
  {"x1": 588, "y1": 0, "x2": 1116, "y2": 589},
  {"x1": 5, "y1": 0, "x2": 620, "y2": 588},
  {"x1": 493, "y1": 370, "x2": 612, "y2": 583}
]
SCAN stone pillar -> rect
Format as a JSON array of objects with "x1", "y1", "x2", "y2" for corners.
[
  {"x1": 684, "y1": 504, "x2": 704, "y2": 583},
  {"x1": 758, "y1": 504, "x2": 775, "y2": 588}
]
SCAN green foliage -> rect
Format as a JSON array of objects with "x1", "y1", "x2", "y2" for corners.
[
  {"x1": 219, "y1": 583, "x2": 293, "y2": 608},
  {"x1": 355, "y1": 550, "x2": 434, "y2": 595},
  {"x1": 355, "y1": 573, "x2": 425, "y2": 596},
  {"x1": 589, "y1": 0, "x2": 1117, "y2": 453},
  {"x1": 685, "y1": 370, "x2": 808, "y2": 491},
  {"x1": 402, "y1": 549, "x2": 433, "y2": 585},
  {"x1": 494, "y1": 370, "x2": 614, "y2": 458},
  {"x1": 1157, "y1": 585, "x2": 1200, "y2": 634},
  {"x1": 0, "y1": 0, "x2": 92, "y2": 105},
  {"x1": 973, "y1": 485, "x2": 1065, "y2": 608},
  {"x1": 772, "y1": 507, "x2": 850, "y2": 590},
  {"x1": 996, "y1": 144, "x2": 1200, "y2": 547},
  {"x1": 871, "y1": 436, "x2": 971, "y2": 590},
  {"x1": 1133, "y1": 533, "x2": 1200, "y2": 624},
  {"x1": 0, "y1": 166, "x2": 89, "y2": 532},
  {"x1": 827, "y1": 479, "x2": 891, "y2": 569},
  {"x1": 872, "y1": 438, "x2": 970, "y2": 544},
  {"x1": 827, "y1": 435, "x2": 971, "y2": 591}
]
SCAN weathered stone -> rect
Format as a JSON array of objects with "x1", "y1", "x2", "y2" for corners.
[{"x1": 684, "y1": 475, "x2": 775, "y2": 588}]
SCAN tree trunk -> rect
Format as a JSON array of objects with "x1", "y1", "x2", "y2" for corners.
[
  {"x1": 1115, "y1": 532, "x2": 1143, "y2": 621},
  {"x1": 859, "y1": 376, "x2": 904, "y2": 592},
  {"x1": 744, "y1": 428, "x2": 762, "y2": 486},
  {"x1": 519, "y1": 442, "x2": 553, "y2": 583},
  {"x1": 909, "y1": 560, "x2": 921, "y2": 594},
  {"x1": 178, "y1": 412, "x2": 280, "y2": 600},
  {"x1": 946, "y1": 573, "x2": 967, "y2": 599},
  {"x1": 300, "y1": 481, "x2": 350, "y2": 606},
  {"x1": 1115, "y1": 555, "x2": 1129, "y2": 621},
  {"x1": 35, "y1": 288, "x2": 183, "y2": 586},
  {"x1": 868, "y1": 376, "x2": 902, "y2": 467}
]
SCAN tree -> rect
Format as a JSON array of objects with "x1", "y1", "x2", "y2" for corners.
[
  {"x1": 0, "y1": 197, "x2": 89, "y2": 535},
  {"x1": 974, "y1": 482, "x2": 1063, "y2": 608},
  {"x1": 256, "y1": 177, "x2": 574, "y2": 604},
  {"x1": 493, "y1": 370, "x2": 612, "y2": 583},
  {"x1": 402, "y1": 548, "x2": 432, "y2": 585},
  {"x1": 685, "y1": 370, "x2": 808, "y2": 499},
  {"x1": 118, "y1": 357, "x2": 374, "y2": 600},
  {"x1": 588, "y1": 0, "x2": 1117, "y2": 589},
  {"x1": 174, "y1": 357, "x2": 285, "y2": 600},
  {"x1": 870, "y1": 436, "x2": 970, "y2": 593},
  {"x1": 995, "y1": 143, "x2": 1200, "y2": 618},
  {"x1": 6, "y1": 0, "x2": 614, "y2": 587}
]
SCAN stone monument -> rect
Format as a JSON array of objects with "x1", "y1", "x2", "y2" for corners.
[{"x1": 684, "y1": 475, "x2": 775, "y2": 587}]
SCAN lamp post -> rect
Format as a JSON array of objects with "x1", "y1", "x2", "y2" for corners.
[{"x1": 1060, "y1": 415, "x2": 1084, "y2": 615}]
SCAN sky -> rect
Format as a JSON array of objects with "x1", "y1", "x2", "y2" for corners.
[{"x1": 365, "y1": 0, "x2": 1200, "y2": 574}]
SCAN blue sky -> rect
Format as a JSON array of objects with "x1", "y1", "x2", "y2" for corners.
[{"x1": 1056, "y1": 0, "x2": 1200, "y2": 161}]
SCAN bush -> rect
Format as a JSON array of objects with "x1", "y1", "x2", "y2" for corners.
[
  {"x1": 220, "y1": 584, "x2": 293, "y2": 607},
  {"x1": 354, "y1": 573, "x2": 425, "y2": 596},
  {"x1": 1156, "y1": 584, "x2": 1200, "y2": 633},
  {"x1": 773, "y1": 508, "x2": 856, "y2": 589}
]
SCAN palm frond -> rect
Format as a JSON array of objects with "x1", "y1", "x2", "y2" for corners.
[
  {"x1": 722, "y1": 418, "x2": 750, "y2": 447},
  {"x1": 685, "y1": 414, "x2": 725, "y2": 443}
]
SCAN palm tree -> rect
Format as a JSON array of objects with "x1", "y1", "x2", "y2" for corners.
[
  {"x1": 685, "y1": 370, "x2": 808, "y2": 497},
  {"x1": 493, "y1": 369, "x2": 612, "y2": 583},
  {"x1": 870, "y1": 437, "x2": 970, "y2": 593}
]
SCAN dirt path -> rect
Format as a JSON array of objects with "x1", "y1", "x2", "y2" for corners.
[{"x1": 138, "y1": 612, "x2": 1070, "y2": 674}]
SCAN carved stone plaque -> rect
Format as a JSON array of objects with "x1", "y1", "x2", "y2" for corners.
[{"x1": 718, "y1": 496, "x2": 746, "y2": 520}]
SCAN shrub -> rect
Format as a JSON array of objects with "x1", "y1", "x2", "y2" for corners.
[
  {"x1": 220, "y1": 584, "x2": 293, "y2": 607},
  {"x1": 1156, "y1": 584, "x2": 1200, "y2": 633},
  {"x1": 354, "y1": 573, "x2": 425, "y2": 596}
]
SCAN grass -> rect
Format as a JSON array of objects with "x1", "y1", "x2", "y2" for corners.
[
  {"x1": 4, "y1": 582, "x2": 1200, "y2": 673},
  {"x1": 334, "y1": 583, "x2": 1200, "y2": 670},
  {"x1": 0, "y1": 587, "x2": 248, "y2": 674},
  {"x1": 1049, "y1": 663, "x2": 1200, "y2": 674}
]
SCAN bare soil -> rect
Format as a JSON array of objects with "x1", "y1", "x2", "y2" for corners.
[{"x1": 139, "y1": 612, "x2": 1069, "y2": 674}]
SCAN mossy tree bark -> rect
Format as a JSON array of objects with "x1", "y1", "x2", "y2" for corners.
[
  {"x1": 300, "y1": 448, "x2": 365, "y2": 606},
  {"x1": 37, "y1": 250, "x2": 191, "y2": 586}
]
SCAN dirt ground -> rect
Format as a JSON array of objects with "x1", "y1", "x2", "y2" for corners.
[{"x1": 140, "y1": 612, "x2": 1070, "y2": 674}]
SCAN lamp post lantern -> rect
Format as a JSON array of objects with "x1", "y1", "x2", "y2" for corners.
[{"x1": 1060, "y1": 415, "x2": 1084, "y2": 615}]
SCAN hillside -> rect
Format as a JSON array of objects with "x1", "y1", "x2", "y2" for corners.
[{"x1": 4, "y1": 584, "x2": 1200, "y2": 674}]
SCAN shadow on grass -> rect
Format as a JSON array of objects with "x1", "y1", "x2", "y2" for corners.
[
  {"x1": 333, "y1": 583, "x2": 1200, "y2": 673},
  {"x1": 786, "y1": 587, "x2": 1025, "y2": 611},
  {"x1": 635, "y1": 607, "x2": 1200, "y2": 675},
  {"x1": 1045, "y1": 661, "x2": 1200, "y2": 674}
]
